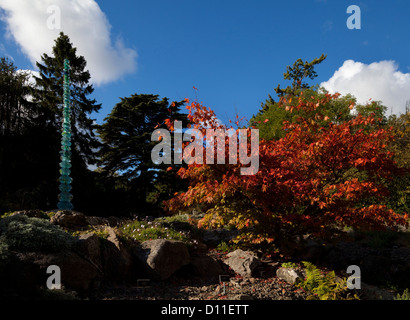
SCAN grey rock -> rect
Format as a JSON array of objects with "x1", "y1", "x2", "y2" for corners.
[
  {"x1": 225, "y1": 249, "x2": 261, "y2": 277},
  {"x1": 276, "y1": 267, "x2": 304, "y2": 285},
  {"x1": 50, "y1": 210, "x2": 88, "y2": 229},
  {"x1": 11, "y1": 250, "x2": 102, "y2": 292},
  {"x1": 76, "y1": 233, "x2": 101, "y2": 267},
  {"x1": 133, "y1": 239, "x2": 190, "y2": 280},
  {"x1": 101, "y1": 227, "x2": 135, "y2": 282},
  {"x1": 191, "y1": 254, "x2": 223, "y2": 279},
  {"x1": 86, "y1": 216, "x2": 109, "y2": 226}
]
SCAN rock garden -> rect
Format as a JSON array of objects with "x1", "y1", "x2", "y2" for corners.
[{"x1": 0, "y1": 210, "x2": 409, "y2": 301}]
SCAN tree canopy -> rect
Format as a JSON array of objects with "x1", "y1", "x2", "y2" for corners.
[{"x1": 97, "y1": 93, "x2": 189, "y2": 213}]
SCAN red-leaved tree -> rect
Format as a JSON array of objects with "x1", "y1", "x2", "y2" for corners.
[{"x1": 164, "y1": 93, "x2": 409, "y2": 246}]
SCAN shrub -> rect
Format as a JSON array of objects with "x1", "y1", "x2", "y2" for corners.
[
  {"x1": 0, "y1": 237, "x2": 9, "y2": 271},
  {"x1": 216, "y1": 241, "x2": 237, "y2": 253},
  {"x1": 395, "y1": 288, "x2": 410, "y2": 300},
  {"x1": 0, "y1": 214, "x2": 75, "y2": 252},
  {"x1": 298, "y1": 261, "x2": 359, "y2": 300},
  {"x1": 0, "y1": 210, "x2": 49, "y2": 219}
]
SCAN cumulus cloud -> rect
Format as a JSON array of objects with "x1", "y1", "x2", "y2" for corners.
[
  {"x1": 0, "y1": 0, "x2": 137, "y2": 86},
  {"x1": 321, "y1": 60, "x2": 410, "y2": 115}
]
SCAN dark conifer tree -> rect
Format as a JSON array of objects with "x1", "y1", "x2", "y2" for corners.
[
  {"x1": 33, "y1": 32, "x2": 101, "y2": 165},
  {"x1": 98, "y1": 94, "x2": 188, "y2": 214}
]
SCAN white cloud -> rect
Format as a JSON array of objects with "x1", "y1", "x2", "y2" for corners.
[
  {"x1": 0, "y1": 0, "x2": 137, "y2": 86},
  {"x1": 321, "y1": 60, "x2": 410, "y2": 115}
]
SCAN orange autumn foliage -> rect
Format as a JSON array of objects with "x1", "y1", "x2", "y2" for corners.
[{"x1": 164, "y1": 94, "x2": 408, "y2": 244}]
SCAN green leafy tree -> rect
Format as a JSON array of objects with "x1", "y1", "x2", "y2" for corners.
[
  {"x1": 97, "y1": 94, "x2": 188, "y2": 214},
  {"x1": 355, "y1": 100, "x2": 388, "y2": 126},
  {"x1": 385, "y1": 111, "x2": 410, "y2": 214},
  {"x1": 251, "y1": 54, "x2": 353, "y2": 141},
  {"x1": 252, "y1": 55, "x2": 390, "y2": 141}
]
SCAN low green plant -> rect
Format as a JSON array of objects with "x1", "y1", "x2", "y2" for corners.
[
  {"x1": 93, "y1": 228, "x2": 110, "y2": 240},
  {"x1": 0, "y1": 211, "x2": 15, "y2": 219},
  {"x1": 158, "y1": 214, "x2": 190, "y2": 224},
  {"x1": 216, "y1": 241, "x2": 236, "y2": 253},
  {"x1": 159, "y1": 214, "x2": 203, "y2": 238},
  {"x1": 0, "y1": 210, "x2": 49, "y2": 220},
  {"x1": 120, "y1": 219, "x2": 190, "y2": 243},
  {"x1": 281, "y1": 262, "x2": 299, "y2": 269},
  {"x1": 0, "y1": 237, "x2": 9, "y2": 271},
  {"x1": 0, "y1": 214, "x2": 75, "y2": 252},
  {"x1": 395, "y1": 288, "x2": 410, "y2": 300},
  {"x1": 298, "y1": 261, "x2": 360, "y2": 300}
]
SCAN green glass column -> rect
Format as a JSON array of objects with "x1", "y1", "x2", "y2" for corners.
[{"x1": 57, "y1": 59, "x2": 73, "y2": 210}]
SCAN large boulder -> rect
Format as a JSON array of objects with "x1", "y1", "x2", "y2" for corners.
[
  {"x1": 133, "y1": 239, "x2": 190, "y2": 280},
  {"x1": 2, "y1": 250, "x2": 103, "y2": 295},
  {"x1": 75, "y1": 233, "x2": 102, "y2": 269},
  {"x1": 34, "y1": 250, "x2": 103, "y2": 292},
  {"x1": 191, "y1": 253, "x2": 224, "y2": 279},
  {"x1": 224, "y1": 249, "x2": 261, "y2": 277},
  {"x1": 85, "y1": 216, "x2": 109, "y2": 227},
  {"x1": 50, "y1": 210, "x2": 88, "y2": 230},
  {"x1": 100, "y1": 227, "x2": 135, "y2": 282}
]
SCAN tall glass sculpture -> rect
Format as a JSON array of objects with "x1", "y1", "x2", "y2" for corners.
[{"x1": 57, "y1": 59, "x2": 74, "y2": 210}]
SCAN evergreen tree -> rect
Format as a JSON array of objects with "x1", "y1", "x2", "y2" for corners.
[
  {"x1": 0, "y1": 57, "x2": 34, "y2": 136},
  {"x1": 0, "y1": 57, "x2": 59, "y2": 212},
  {"x1": 251, "y1": 55, "x2": 354, "y2": 140},
  {"x1": 33, "y1": 32, "x2": 101, "y2": 164},
  {"x1": 30, "y1": 32, "x2": 103, "y2": 212},
  {"x1": 97, "y1": 94, "x2": 188, "y2": 214},
  {"x1": 273, "y1": 53, "x2": 327, "y2": 99}
]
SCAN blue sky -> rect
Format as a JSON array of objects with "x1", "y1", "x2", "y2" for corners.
[{"x1": 1, "y1": 0, "x2": 409, "y2": 124}]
